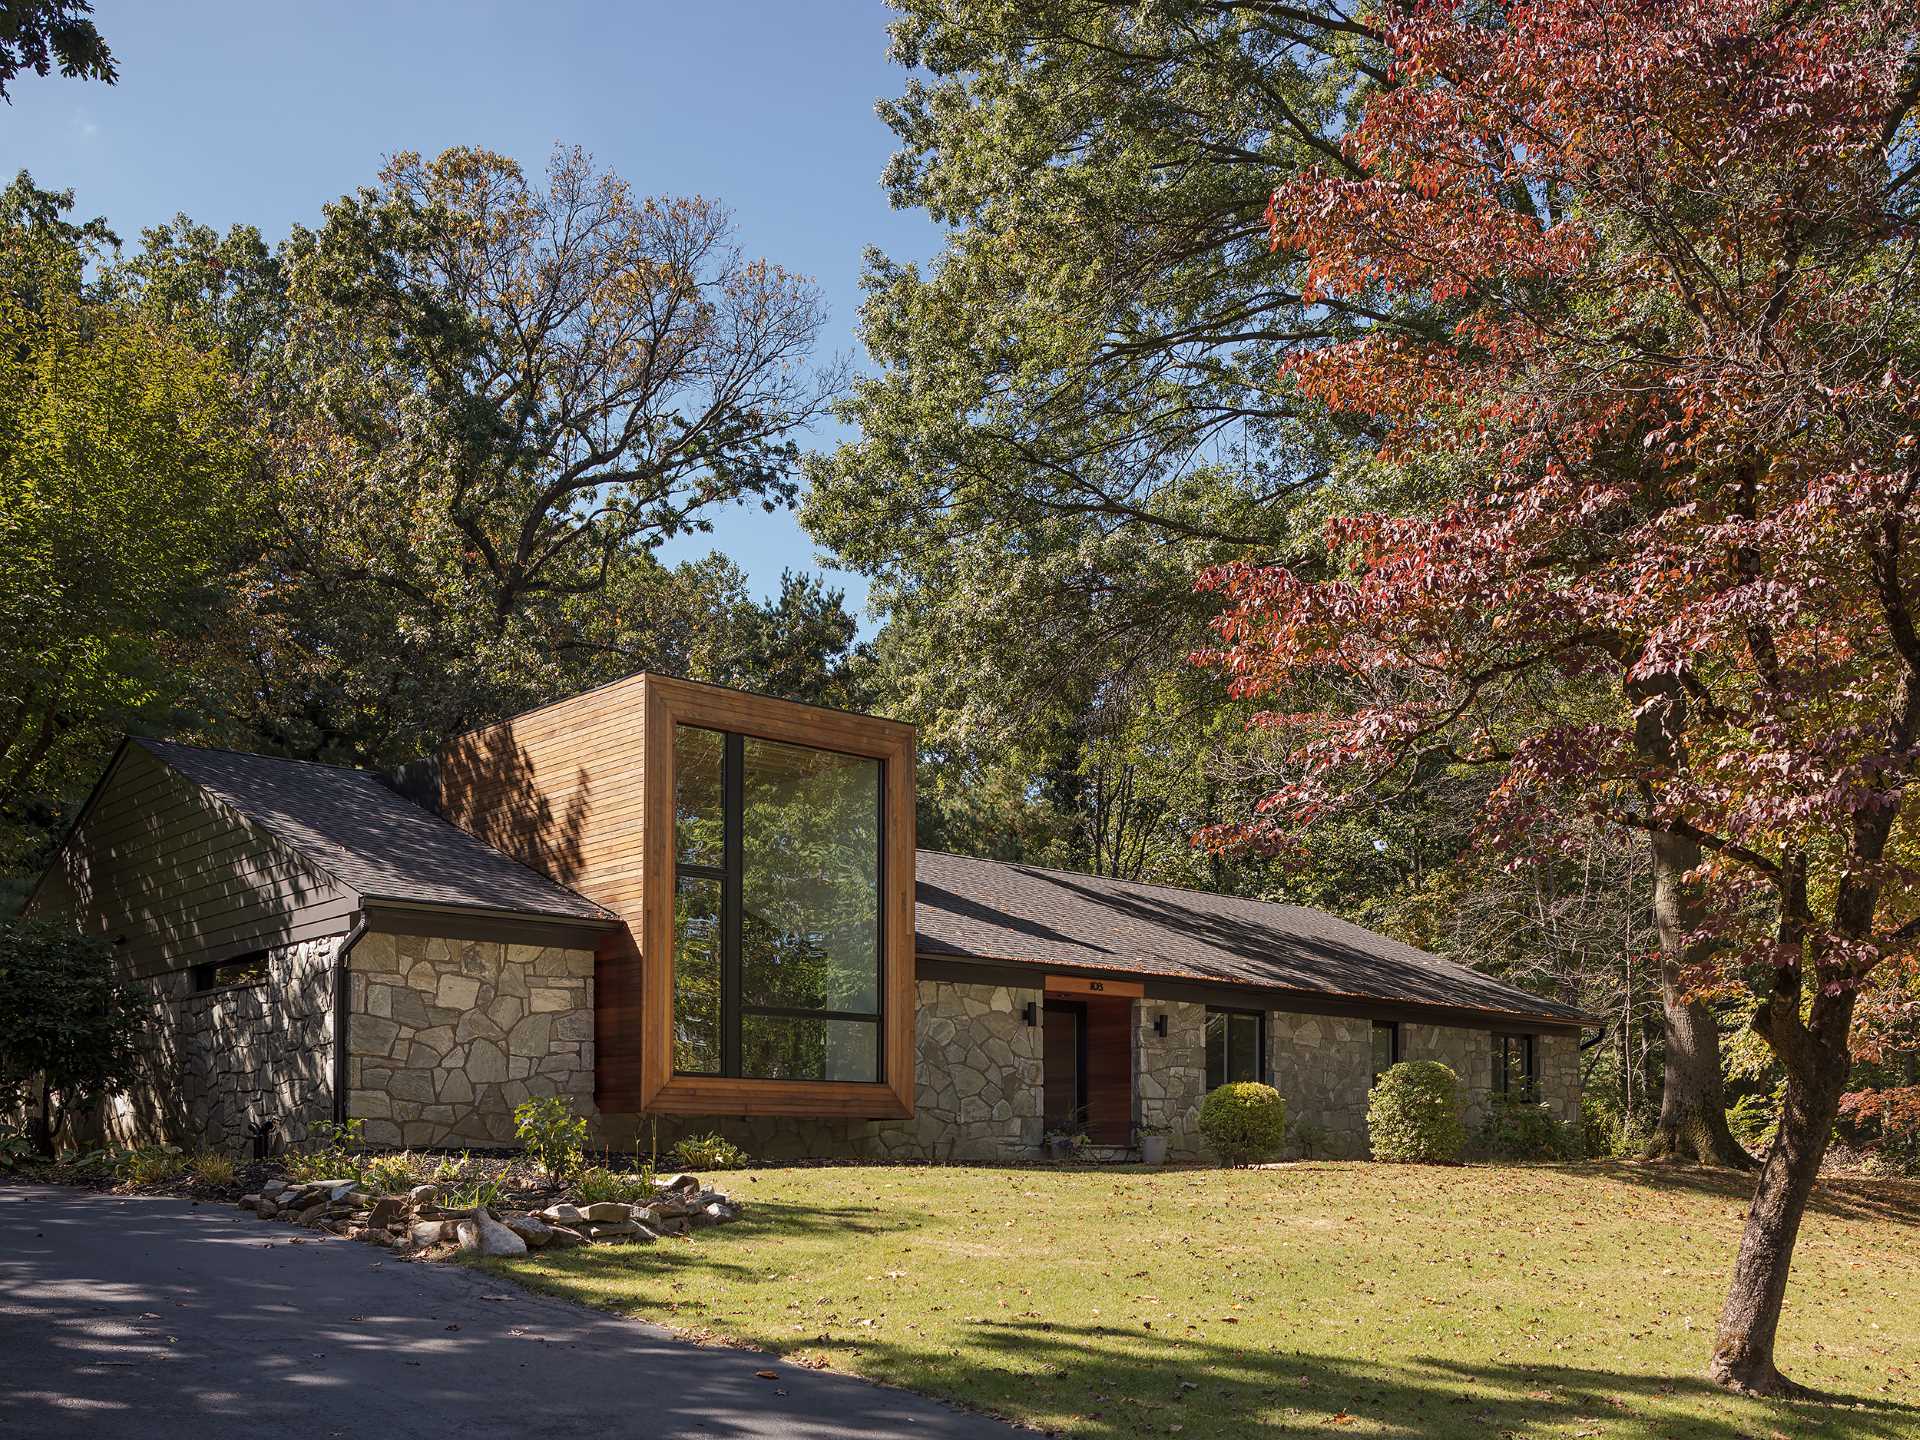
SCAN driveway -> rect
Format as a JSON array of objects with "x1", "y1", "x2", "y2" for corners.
[{"x1": 0, "y1": 1185, "x2": 1018, "y2": 1440}]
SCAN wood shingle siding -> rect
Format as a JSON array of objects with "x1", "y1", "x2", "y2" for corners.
[{"x1": 28, "y1": 744, "x2": 355, "y2": 982}]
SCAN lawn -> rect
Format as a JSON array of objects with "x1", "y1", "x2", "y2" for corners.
[{"x1": 487, "y1": 1161, "x2": 1920, "y2": 1439}]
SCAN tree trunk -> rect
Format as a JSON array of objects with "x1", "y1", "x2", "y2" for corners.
[
  {"x1": 1709, "y1": 1009, "x2": 1853, "y2": 1395},
  {"x1": 1641, "y1": 830, "x2": 1754, "y2": 1167}
]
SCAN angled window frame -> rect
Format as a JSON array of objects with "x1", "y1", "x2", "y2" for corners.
[{"x1": 639, "y1": 674, "x2": 916, "y2": 1118}]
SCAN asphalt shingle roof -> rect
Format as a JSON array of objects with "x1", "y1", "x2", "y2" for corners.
[
  {"x1": 138, "y1": 740, "x2": 614, "y2": 924},
  {"x1": 914, "y1": 849, "x2": 1593, "y2": 1025}
]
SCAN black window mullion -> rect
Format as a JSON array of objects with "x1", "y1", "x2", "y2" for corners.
[{"x1": 721, "y1": 732, "x2": 744, "y2": 1077}]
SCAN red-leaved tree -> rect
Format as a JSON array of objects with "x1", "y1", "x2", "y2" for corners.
[{"x1": 1200, "y1": 0, "x2": 1920, "y2": 1396}]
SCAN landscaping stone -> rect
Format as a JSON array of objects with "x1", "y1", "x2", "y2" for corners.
[
  {"x1": 540, "y1": 1202, "x2": 586, "y2": 1224},
  {"x1": 581, "y1": 1201, "x2": 632, "y2": 1222},
  {"x1": 367, "y1": 1196, "x2": 408, "y2": 1229},
  {"x1": 502, "y1": 1214, "x2": 554, "y2": 1248},
  {"x1": 410, "y1": 1219, "x2": 452, "y2": 1246},
  {"x1": 456, "y1": 1207, "x2": 528, "y2": 1257},
  {"x1": 545, "y1": 1224, "x2": 587, "y2": 1248}
]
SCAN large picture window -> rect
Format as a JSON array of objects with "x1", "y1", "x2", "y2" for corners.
[
  {"x1": 672, "y1": 724, "x2": 884, "y2": 1083},
  {"x1": 1205, "y1": 1008, "x2": 1264, "y2": 1090}
]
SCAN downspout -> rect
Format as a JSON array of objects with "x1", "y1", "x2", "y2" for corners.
[{"x1": 331, "y1": 912, "x2": 372, "y2": 1127}]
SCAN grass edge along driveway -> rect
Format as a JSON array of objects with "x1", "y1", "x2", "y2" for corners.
[{"x1": 483, "y1": 1160, "x2": 1920, "y2": 1440}]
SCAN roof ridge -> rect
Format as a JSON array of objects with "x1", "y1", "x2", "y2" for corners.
[{"x1": 137, "y1": 736, "x2": 385, "y2": 778}]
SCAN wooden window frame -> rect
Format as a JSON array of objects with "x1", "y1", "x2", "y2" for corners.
[
  {"x1": 1204, "y1": 1005, "x2": 1266, "y2": 1090},
  {"x1": 639, "y1": 675, "x2": 916, "y2": 1118}
]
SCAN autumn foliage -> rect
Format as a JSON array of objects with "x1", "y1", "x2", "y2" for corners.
[{"x1": 1198, "y1": 0, "x2": 1920, "y2": 1395}]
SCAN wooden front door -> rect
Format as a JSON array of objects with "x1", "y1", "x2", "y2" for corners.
[{"x1": 1043, "y1": 994, "x2": 1135, "y2": 1144}]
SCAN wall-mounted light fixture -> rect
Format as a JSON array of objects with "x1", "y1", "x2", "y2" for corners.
[
  {"x1": 1153, "y1": 1013, "x2": 1168, "y2": 1038},
  {"x1": 1023, "y1": 1001, "x2": 1038, "y2": 1027}
]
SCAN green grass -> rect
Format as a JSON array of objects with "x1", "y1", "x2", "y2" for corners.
[{"x1": 486, "y1": 1161, "x2": 1920, "y2": 1438}]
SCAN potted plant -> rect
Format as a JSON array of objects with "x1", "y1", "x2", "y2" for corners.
[
  {"x1": 1136, "y1": 1123, "x2": 1171, "y2": 1166},
  {"x1": 1043, "y1": 1127, "x2": 1085, "y2": 1161}
]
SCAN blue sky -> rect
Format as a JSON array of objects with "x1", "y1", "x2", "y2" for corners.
[{"x1": 7, "y1": 0, "x2": 940, "y2": 617}]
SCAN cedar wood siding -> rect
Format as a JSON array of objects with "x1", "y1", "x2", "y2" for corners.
[
  {"x1": 26, "y1": 743, "x2": 356, "y2": 982},
  {"x1": 433, "y1": 673, "x2": 650, "y2": 1111}
]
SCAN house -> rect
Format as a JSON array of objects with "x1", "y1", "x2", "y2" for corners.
[{"x1": 27, "y1": 673, "x2": 1591, "y2": 1162}]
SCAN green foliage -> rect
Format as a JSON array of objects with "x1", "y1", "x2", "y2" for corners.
[
  {"x1": 1728, "y1": 1088, "x2": 1783, "y2": 1154},
  {"x1": 0, "y1": 1122, "x2": 35, "y2": 1171},
  {"x1": 0, "y1": 3, "x2": 115, "y2": 100},
  {"x1": 1367, "y1": 1062, "x2": 1466, "y2": 1164},
  {"x1": 1288, "y1": 1119, "x2": 1332, "y2": 1161},
  {"x1": 359, "y1": 1151, "x2": 426, "y2": 1196},
  {"x1": 441, "y1": 1175, "x2": 503, "y2": 1211},
  {"x1": 113, "y1": 1143, "x2": 186, "y2": 1186},
  {"x1": 0, "y1": 175, "x2": 257, "y2": 873},
  {"x1": 1475, "y1": 1096, "x2": 1580, "y2": 1162},
  {"x1": 189, "y1": 1150, "x2": 236, "y2": 1188},
  {"x1": 513, "y1": 1096, "x2": 588, "y2": 1181},
  {"x1": 669, "y1": 1132, "x2": 748, "y2": 1172},
  {"x1": 1197, "y1": 1082, "x2": 1288, "y2": 1166},
  {"x1": 570, "y1": 1164, "x2": 656, "y2": 1207},
  {"x1": 0, "y1": 919, "x2": 148, "y2": 1151},
  {"x1": 282, "y1": 1118, "x2": 363, "y2": 1183}
]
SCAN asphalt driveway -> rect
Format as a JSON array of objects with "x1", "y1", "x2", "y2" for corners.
[{"x1": 0, "y1": 1184, "x2": 1018, "y2": 1440}]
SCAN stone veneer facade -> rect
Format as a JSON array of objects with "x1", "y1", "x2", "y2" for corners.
[
  {"x1": 110, "y1": 922, "x2": 1583, "y2": 1162},
  {"x1": 344, "y1": 931, "x2": 596, "y2": 1149},
  {"x1": 104, "y1": 936, "x2": 337, "y2": 1151}
]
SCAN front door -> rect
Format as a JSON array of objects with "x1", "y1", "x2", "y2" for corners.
[
  {"x1": 1043, "y1": 994, "x2": 1134, "y2": 1144},
  {"x1": 1042, "y1": 999, "x2": 1086, "y2": 1134}
]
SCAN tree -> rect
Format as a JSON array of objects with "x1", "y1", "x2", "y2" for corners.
[
  {"x1": 0, "y1": 0, "x2": 113, "y2": 100},
  {"x1": 0, "y1": 918, "x2": 146, "y2": 1153},
  {"x1": 804, "y1": 0, "x2": 1395, "y2": 885},
  {"x1": 1201, "y1": 0, "x2": 1920, "y2": 1395},
  {"x1": 0, "y1": 174, "x2": 257, "y2": 884},
  {"x1": 125, "y1": 147, "x2": 841, "y2": 763}
]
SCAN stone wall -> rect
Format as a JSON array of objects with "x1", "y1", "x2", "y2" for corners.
[
  {"x1": 596, "y1": 979, "x2": 1047, "y2": 1163},
  {"x1": 344, "y1": 932, "x2": 596, "y2": 1148},
  {"x1": 1267, "y1": 1011, "x2": 1374, "y2": 1158},
  {"x1": 1401, "y1": 1021, "x2": 1498, "y2": 1132},
  {"x1": 1136, "y1": 1000, "x2": 1208, "y2": 1159},
  {"x1": 103, "y1": 936, "x2": 337, "y2": 1151},
  {"x1": 1535, "y1": 1032, "x2": 1582, "y2": 1127}
]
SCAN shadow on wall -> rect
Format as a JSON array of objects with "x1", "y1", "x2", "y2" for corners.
[{"x1": 435, "y1": 725, "x2": 590, "y2": 889}]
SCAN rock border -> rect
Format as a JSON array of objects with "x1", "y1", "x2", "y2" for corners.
[{"x1": 235, "y1": 1171, "x2": 743, "y2": 1254}]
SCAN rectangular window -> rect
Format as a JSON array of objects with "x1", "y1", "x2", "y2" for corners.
[
  {"x1": 1205, "y1": 1008, "x2": 1264, "y2": 1090},
  {"x1": 1371, "y1": 1021, "x2": 1400, "y2": 1082},
  {"x1": 193, "y1": 951, "x2": 268, "y2": 992},
  {"x1": 671, "y1": 724, "x2": 884, "y2": 1083},
  {"x1": 1493, "y1": 1033, "x2": 1537, "y2": 1098}
]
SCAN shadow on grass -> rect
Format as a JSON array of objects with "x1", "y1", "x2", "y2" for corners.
[
  {"x1": 799, "y1": 1316, "x2": 1920, "y2": 1440},
  {"x1": 1571, "y1": 1159, "x2": 1920, "y2": 1228}
]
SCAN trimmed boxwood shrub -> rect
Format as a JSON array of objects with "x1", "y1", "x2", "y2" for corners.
[
  {"x1": 1198, "y1": 1082, "x2": 1288, "y2": 1165},
  {"x1": 1367, "y1": 1060, "x2": 1466, "y2": 1163}
]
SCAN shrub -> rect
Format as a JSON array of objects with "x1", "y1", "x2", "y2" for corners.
[
  {"x1": 115, "y1": 1143, "x2": 187, "y2": 1186},
  {"x1": 1368, "y1": 1061, "x2": 1466, "y2": 1163},
  {"x1": 1476, "y1": 1095, "x2": 1579, "y2": 1161},
  {"x1": 514, "y1": 1095, "x2": 588, "y2": 1181},
  {"x1": 190, "y1": 1150, "x2": 237, "y2": 1187},
  {"x1": 571, "y1": 1164, "x2": 654, "y2": 1206},
  {"x1": 1288, "y1": 1118, "x2": 1331, "y2": 1160},
  {"x1": 1197, "y1": 1082, "x2": 1288, "y2": 1166},
  {"x1": 283, "y1": 1118, "x2": 365, "y2": 1183},
  {"x1": 361, "y1": 1151, "x2": 426, "y2": 1195},
  {"x1": 1, "y1": 1123, "x2": 37, "y2": 1172},
  {"x1": 1728, "y1": 1088, "x2": 1782, "y2": 1153},
  {"x1": 670, "y1": 1132, "x2": 748, "y2": 1171},
  {"x1": 0, "y1": 919, "x2": 149, "y2": 1153}
]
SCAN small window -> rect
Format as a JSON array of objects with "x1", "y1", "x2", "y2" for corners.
[
  {"x1": 1205, "y1": 1008, "x2": 1264, "y2": 1090},
  {"x1": 1371, "y1": 1021, "x2": 1400, "y2": 1082},
  {"x1": 1493, "y1": 1033, "x2": 1537, "y2": 1098},
  {"x1": 193, "y1": 951, "x2": 268, "y2": 992}
]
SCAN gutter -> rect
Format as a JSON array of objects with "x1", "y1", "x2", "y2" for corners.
[{"x1": 331, "y1": 912, "x2": 372, "y2": 1127}]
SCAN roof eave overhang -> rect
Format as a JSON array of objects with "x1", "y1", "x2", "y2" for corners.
[
  {"x1": 916, "y1": 949, "x2": 1598, "y2": 1033},
  {"x1": 361, "y1": 897, "x2": 620, "y2": 951}
]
